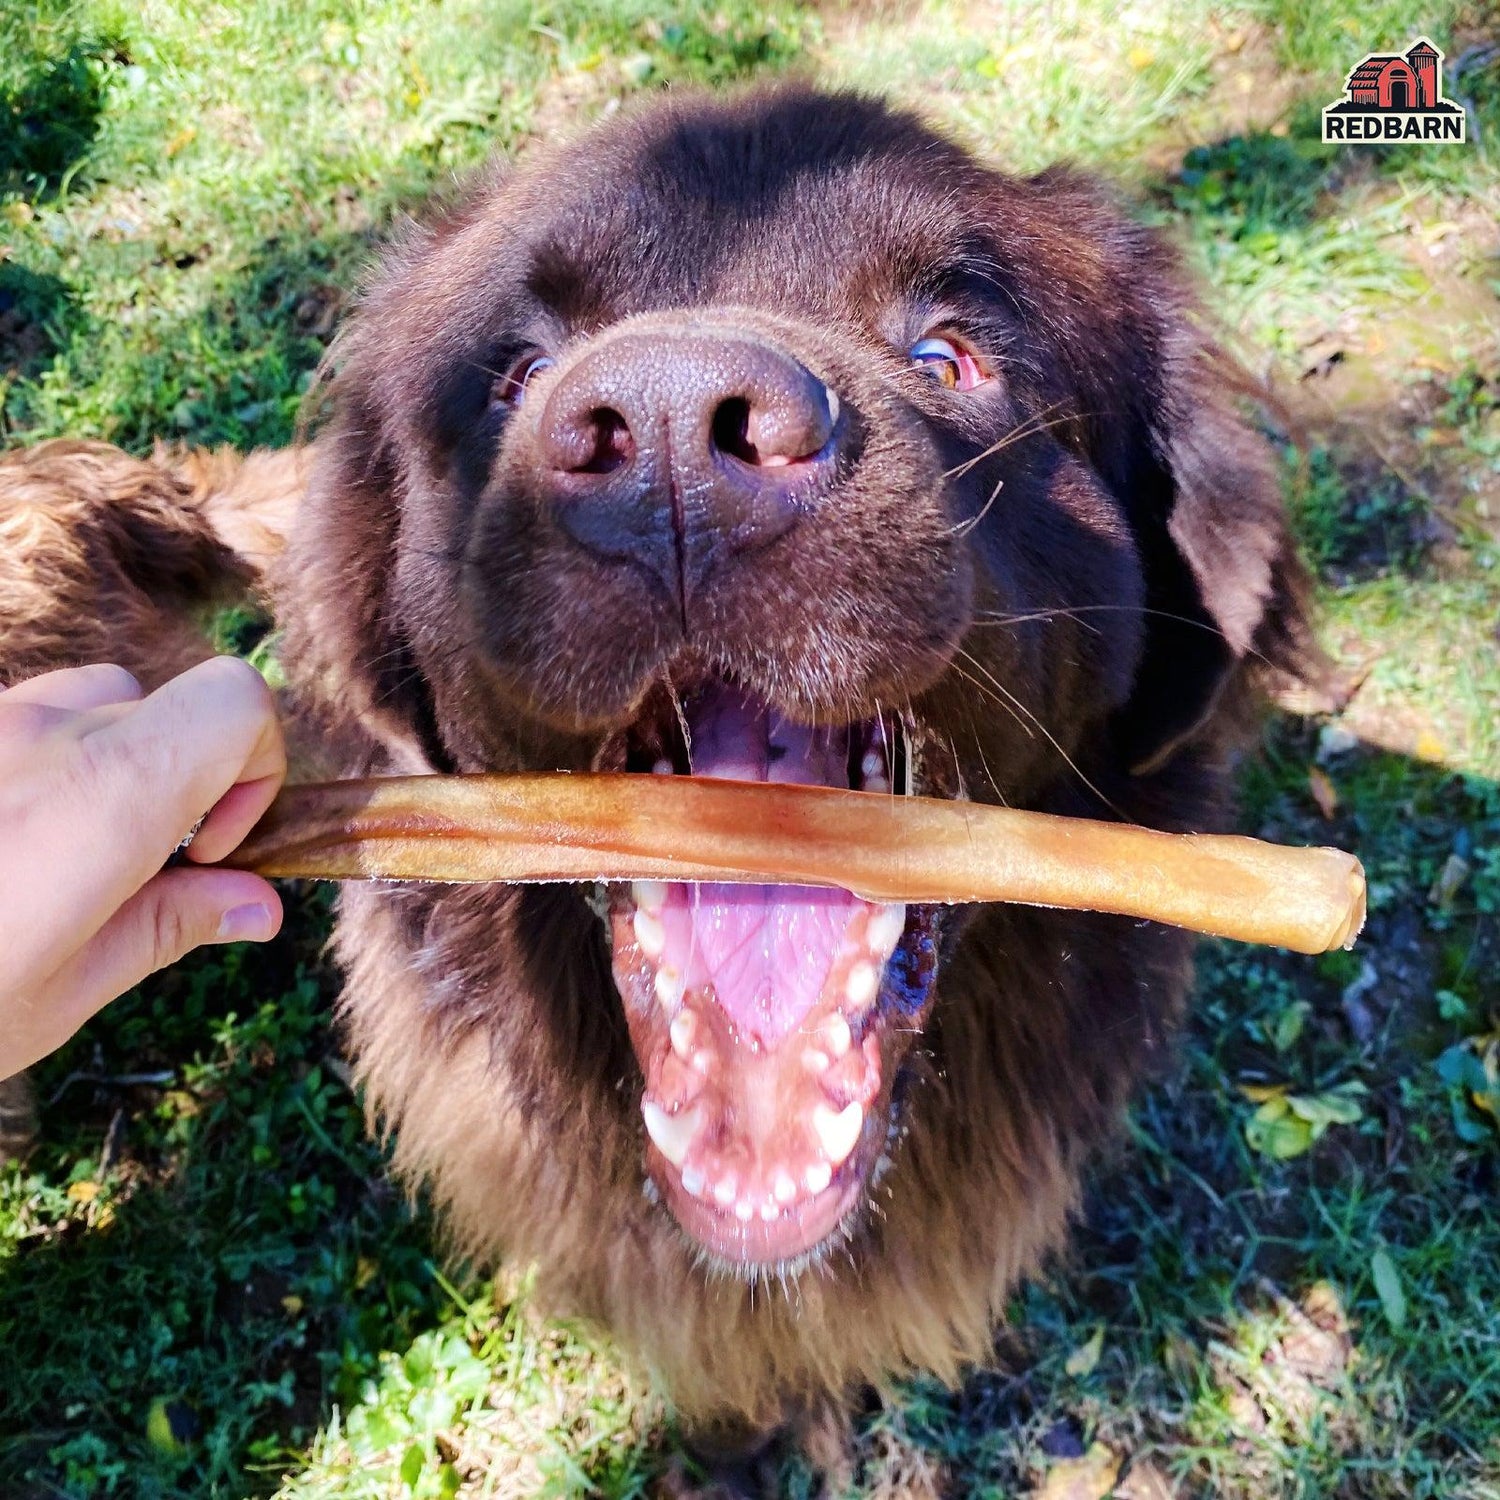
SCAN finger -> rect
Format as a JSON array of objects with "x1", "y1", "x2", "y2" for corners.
[
  {"x1": 4, "y1": 869, "x2": 283, "y2": 1078},
  {"x1": 89, "y1": 655, "x2": 287, "y2": 859},
  {"x1": 185, "y1": 772, "x2": 284, "y2": 865},
  {"x1": 3, "y1": 658, "x2": 285, "y2": 976},
  {"x1": 2, "y1": 663, "x2": 143, "y2": 712},
  {"x1": 65, "y1": 867, "x2": 284, "y2": 1020}
]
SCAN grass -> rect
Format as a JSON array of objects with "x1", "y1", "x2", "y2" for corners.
[{"x1": 2, "y1": 0, "x2": 1499, "y2": 1495}]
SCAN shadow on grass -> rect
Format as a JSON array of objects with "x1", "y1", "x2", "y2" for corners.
[
  {"x1": 821, "y1": 736, "x2": 1500, "y2": 1499},
  {"x1": 4, "y1": 745, "x2": 1495, "y2": 1498},
  {"x1": 0, "y1": 264, "x2": 74, "y2": 396},
  {"x1": 2, "y1": 38, "x2": 1497, "y2": 1496},
  {"x1": 0, "y1": 25, "x2": 119, "y2": 201},
  {"x1": 0, "y1": 890, "x2": 453, "y2": 1499}
]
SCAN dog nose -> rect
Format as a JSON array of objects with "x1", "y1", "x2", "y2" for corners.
[{"x1": 535, "y1": 327, "x2": 840, "y2": 605}]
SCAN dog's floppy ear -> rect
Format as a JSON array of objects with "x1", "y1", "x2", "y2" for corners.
[
  {"x1": 1112, "y1": 331, "x2": 1310, "y2": 775},
  {"x1": 275, "y1": 380, "x2": 456, "y2": 775},
  {"x1": 988, "y1": 167, "x2": 1312, "y2": 776}
]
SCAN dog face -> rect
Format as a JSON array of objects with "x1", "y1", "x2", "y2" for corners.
[{"x1": 287, "y1": 88, "x2": 1298, "y2": 1273}]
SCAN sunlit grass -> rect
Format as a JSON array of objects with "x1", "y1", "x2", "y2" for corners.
[{"x1": 3, "y1": 0, "x2": 1499, "y2": 1494}]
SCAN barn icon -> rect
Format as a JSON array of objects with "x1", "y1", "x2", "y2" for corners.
[{"x1": 1322, "y1": 37, "x2": 1467, "y2": 143}]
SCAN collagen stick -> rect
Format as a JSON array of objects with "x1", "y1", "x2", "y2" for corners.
[{"x1": 221, "y1": 773, "x2": 1367, "y2": 955}]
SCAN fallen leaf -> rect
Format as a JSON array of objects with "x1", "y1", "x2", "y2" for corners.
[
  {"x1": 1065, "y1": 1326, "x2": 1105, "y2": 1378},
  {"x1": 164, "y1": 126, "x2": 197, "y2": 158},
  {"x1": 1286, "y1": 1084, "x2": 1365, "y2": 1129},
  {"x1": 1238, "y1": 1080, "x2": 1289, "y2": 1104},
  {"x1": 67, "y1": 1180, "x2": 99, "y2": 1204},
  {"x1": 1033, "y1": 1442, "x2": 1121, "y2": 1500},
  {"x1": 1428, "y1": 853, "x2": 1470, "y2": 909},
  {"x1": 1245, "y1": 1097, "x2": 1315, "y2": 1159},
  {"x1": 1308, "y1": 766, "x2": 1339, "y2": 819},
  {"x1": 146, "y1": 1396, "x2": 199, "y2": 1456},
  {"x1": 1413, "y1": 729, "x2": 1446, "y2": 762},
  {"x1": 1114, "y1": 1458, "x2": 1179, "y2": 1499}
]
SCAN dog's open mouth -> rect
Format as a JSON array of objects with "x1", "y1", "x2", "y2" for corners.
[{"x1": 602, "y1": 679, "x2": 942, "y2": 1271}]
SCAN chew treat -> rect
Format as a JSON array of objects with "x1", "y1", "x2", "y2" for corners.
[{"x1": 223, "y1": 773, "x2": 1366, "y2": 954}]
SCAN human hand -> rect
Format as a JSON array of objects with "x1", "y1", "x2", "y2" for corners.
[{"x1": 0, "y1": 657, "x2": 286, "y2": 1080}]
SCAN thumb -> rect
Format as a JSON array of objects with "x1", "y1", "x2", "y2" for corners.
[{"x1": 67, "y1": 867, "x2": 283, "y2": 1017}]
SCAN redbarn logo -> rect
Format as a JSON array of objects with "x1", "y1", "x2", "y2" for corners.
[{"x1": 1322, "y1": 37, "x2": 1467, "y2": 143}]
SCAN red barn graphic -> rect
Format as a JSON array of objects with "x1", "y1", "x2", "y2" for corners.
[
  {"x1": 1346, "y1": 41, "x2": 1438, "y2": 109},
  {"x1": 1322, "y1": 37, "x2": 1466, "y2": 143}
]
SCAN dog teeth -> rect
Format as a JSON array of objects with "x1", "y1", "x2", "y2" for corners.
[
  {"x1": 804, "y1": 1161, "x2": 833, "y2": 1195},
  {"x1": 642, "y1": 1100, "x2": 700, "y2": 1168},
  {"x1": 734, "y1": 1198, "x2": 755, "y2": 1222},
  {"x1": 681, "y1": 1165, "x2": 706, "y2": 1198},
  {"x1": 845, "y1": 961, "x2": 878, "y2": 1010},
  {"x1": 654, "y1": 966, "x2": 684, "y2": 1011},
  {"x1": 712, "y1": 1176, "x2": 738, "y2": 1208},
  {"x1": 759, "y1": 1200, "x2": 780, "y2": 1222},
  {"x1": 669, "y1": 1011, "x2": 695, "y2": 1058},
  {"x1": 773, "y1": 1171, "x2": 798, "y2": 1204},
  {"x1": 632, "y1": 880, "x2": 668, "y2": 912},
  {"x1": 824, "y1": 1014, "x2": 851, "y2": 1057},
  {"x1": 812, "y1": 1101, "x2": 863, "y2": 1165},
  {"x1": 803, "y1": 1048, "x2": 830, "y2": 1074},
  {"x1": 633, "y1": 906, "x2": 666, "y2": 959},
  {"x1": 867, "y1": 904, "x2": 905, "y2": 956},
  {"x1": 652, "y1": 759, "x2": 673, "y2": 775}
]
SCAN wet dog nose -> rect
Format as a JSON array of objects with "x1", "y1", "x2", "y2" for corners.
[{"x1": 535, "y1": 327, "x2": 841, "y2": 605}]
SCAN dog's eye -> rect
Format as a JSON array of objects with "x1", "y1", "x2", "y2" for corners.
[
  {"x1": 494, "y1": 352, "x2": 555, "y2": 408},
  {"x1": 909, "y1": 335, "x2": 988, "y2": 392}
]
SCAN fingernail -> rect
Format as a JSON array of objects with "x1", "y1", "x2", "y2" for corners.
[{"x1": 218, "y1": 903, "x2": 276, "y2": 942}]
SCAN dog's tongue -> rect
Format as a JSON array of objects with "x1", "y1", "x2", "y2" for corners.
[{"x1": 669, "y1": 684, "x2": 861, "y2": 1048}]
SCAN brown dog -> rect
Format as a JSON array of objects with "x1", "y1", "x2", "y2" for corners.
[{"x1": 0, "y1": 85, "x2": 1308, "y2": 1478}]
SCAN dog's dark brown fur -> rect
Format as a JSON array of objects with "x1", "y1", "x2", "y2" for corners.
[
  {"x1": 0, "y1": 439, "x2": 301, "y2": 691},
  {"x1": 0, "y1": 87, "x2": 1309, "y2": 1464}
]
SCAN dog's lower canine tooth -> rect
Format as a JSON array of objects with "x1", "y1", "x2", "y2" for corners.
[
  {"x1": 642, "y1": 1100, "x2": 699, "y2": 1168},
  {"x1": 813, "y1": 1101, "x2": 863, "y2": 1165},
  {"x1": 846, "y1": 961, "x2": 878, "y2": 1009},
  {"x1": 633, "y1": 906, "x2": 666, "y2": 958},
  {"x1": 824, "y1": 1014, "x2": 851, "y2": 1057},
  {"x1": 804, "y1": 1161, "x2": 833, "y2": 1195}
]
